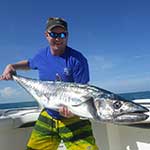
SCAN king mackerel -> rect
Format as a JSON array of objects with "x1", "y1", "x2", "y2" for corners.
[{"x1": 13, "y1": 75, "x2": 149, "y2": 124}]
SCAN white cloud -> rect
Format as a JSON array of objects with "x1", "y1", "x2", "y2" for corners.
[
  {"x1": 0, "y1": 87, "x2": 20, "y2": 98},
  {"x1": 0, "y1": 86, "x2": 35, "y2": 103}
]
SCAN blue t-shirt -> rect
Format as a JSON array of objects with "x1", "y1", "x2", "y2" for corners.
[{"x1": 28, "y1": 46, "x2": 89, "y2": 119}]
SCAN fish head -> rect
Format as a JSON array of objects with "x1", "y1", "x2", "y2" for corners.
[{"x1": 94, "y1": 93, "x2": 149, "y2": 124}]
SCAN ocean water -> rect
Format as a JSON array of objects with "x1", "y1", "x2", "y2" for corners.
[
  {"x1": 119, "y1": 91, "x2": 150, "y2": 100},
  {"x1": 0, "y1": 101, "x2": 38, "y2": 109},
  {"x1": 0, "y1": 91, "x2": 150, "y2": 110}
]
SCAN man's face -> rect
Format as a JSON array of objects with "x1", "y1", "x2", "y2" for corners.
[{"x1": 45, "y1": 26, "x2": 68, "y2": 56}]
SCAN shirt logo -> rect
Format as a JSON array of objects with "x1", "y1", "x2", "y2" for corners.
[
  {"x1": 56, "y1": 73, "x2": 62, "y2": 81},
  {"x1": 64, "y1": 67, "x2": 71, "y2": 76}
]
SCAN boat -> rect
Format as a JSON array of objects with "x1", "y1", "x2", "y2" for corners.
[{"x1": 0, "y1": 99, "x2": 150, "y2": 150}]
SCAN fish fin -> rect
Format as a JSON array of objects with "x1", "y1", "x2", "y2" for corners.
[
  {"x1": 80, "y1": 117, "x2": 89, "y2": 120},
  {"x1": 72, "y1": 96, "x2": 93, "y2": 106},
  {"x1": 88, "y1": 98, "x2": 100, "y2": 120}
]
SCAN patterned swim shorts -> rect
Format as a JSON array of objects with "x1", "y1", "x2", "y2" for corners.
[{"x1": 27, "y1": 109, "x2": 99, "y2": 150}]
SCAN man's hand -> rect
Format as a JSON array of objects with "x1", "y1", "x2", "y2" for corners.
[
  {"x1": 59, "y1": 106, "x2": 75, "y2": 118},
  {"x1": 0, "y1": 64, "x2": 16, "y2": 80}
]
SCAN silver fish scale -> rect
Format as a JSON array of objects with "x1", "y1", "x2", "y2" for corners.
[
  {"x1": 60, "y1": 83, "x2": 101, "y2": 97},
  {"x1": 14, "y1": 75, "x2": 115, "y2": 103},
  {"x1": 20, "y1": 76, "x2": 110, "y2": 103},
  {"x1": 43, "y1": 82, "x2": 91, "y2": 105},
  {"x1": 53, "y1": 82, "x2": 100, "y2": 101},
  {"x1": 27, "y1": 80, "x2": 99, "y2": 106}
]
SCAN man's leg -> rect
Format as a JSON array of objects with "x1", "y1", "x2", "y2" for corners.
[
  {"x1": 27, "y1": 110, "x2": 61, "y2": 150},
  {"x1": 59, "y1": 117, "x2": 99, "y2": 150}
]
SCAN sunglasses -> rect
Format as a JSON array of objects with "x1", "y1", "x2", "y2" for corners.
[{"x1": 48, "y1": 32, "x2": 67, "y2": 39}]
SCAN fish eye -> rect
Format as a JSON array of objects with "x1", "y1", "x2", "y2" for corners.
[{"x1": 113, "y1": 101, "x2": 122, "y2": 109}]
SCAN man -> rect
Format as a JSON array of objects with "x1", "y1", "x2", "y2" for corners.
[{"x1": 0, "y1": 17, "x2": 98, "y2": 150}]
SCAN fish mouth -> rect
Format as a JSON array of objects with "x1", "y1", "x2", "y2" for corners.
[
  {"x1": 130, "y1": 106, "x2": 149, "y2": 114},
  {"x1": 115, "y1": 108, "x2": 149, "y2": 124},
  {"x1": 114, "y1": 101, "x2": 150, "y2": 123}
]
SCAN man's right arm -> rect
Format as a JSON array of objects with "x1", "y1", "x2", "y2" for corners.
[{"x1": 0, "y1": 60, "x2": 30, "y2": 80}]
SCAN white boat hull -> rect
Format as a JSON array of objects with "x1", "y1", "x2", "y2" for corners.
[{"x1": 92, "y1": 122, "x2": 150, "y2": 150}]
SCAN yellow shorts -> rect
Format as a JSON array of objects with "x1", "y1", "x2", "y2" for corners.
[{"x1": 27, "y1": 109, "x2": 99, "y2": 150}]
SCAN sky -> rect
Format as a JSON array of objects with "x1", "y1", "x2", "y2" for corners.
[{"x1": 0, "y1": 0, "x2": 150, "y2": 103}]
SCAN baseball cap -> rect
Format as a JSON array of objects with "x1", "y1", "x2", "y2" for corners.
[{"x1": 46, "y1": 17, "x2": 68, "y2": 31}]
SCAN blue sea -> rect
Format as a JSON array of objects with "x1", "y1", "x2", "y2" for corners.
[{"x1": 0, "y1": 91, "x2": 150, "y2": 110}]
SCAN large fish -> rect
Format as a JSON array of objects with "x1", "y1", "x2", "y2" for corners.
[{"x1": 12, "y1": 75, "x2": 149, "y2": 124}]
